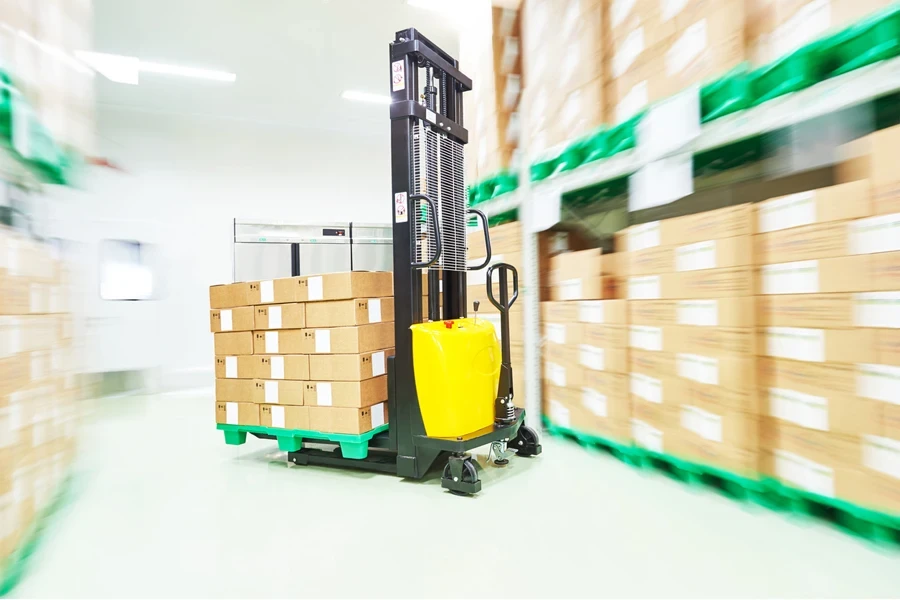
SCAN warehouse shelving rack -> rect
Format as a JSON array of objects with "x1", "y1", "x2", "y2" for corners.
[{"x1": 472, "y1": 53, "x2": 900, "y2": 433}]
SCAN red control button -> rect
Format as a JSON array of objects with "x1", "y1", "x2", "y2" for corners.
[{"x1": 444, "y1": 321, "x2": 453, "y2": 329}]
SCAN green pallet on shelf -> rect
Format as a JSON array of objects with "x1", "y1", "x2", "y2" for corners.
[
  {"x1": 701, "y1": 65, "x2": 753, "y2": 122},
  {"x1": 819, "y1": 5, "x2": 900, "y2": 79},
  {"x1": 217, "y1": 423, "x2": 389, "y2": 459}
]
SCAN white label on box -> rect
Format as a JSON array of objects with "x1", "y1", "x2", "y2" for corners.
[
  {"x1": 220, "y1": 309, "x2": 233, "y2": 331},
  {"x1": 628, "y1": 222, "x2": 661, "y2": 252},
  {"x1": 549, "y1": 399, "x2": 571, "y2": 428},
  {"x1": 315, "y1": 330, "x2": 331, "y2": 353},
  {"x1": 769, "y1": 388, "x2": 829, "y2": 431},
  {"x1": 758, "y1": 191, "x2": 816, "y2": 233},
  {"x1": 225, "y1": 356, "x2": 238, "y2": 379},
  {"x1": 761, "y1": 260, "x2": 819, "y2": 295},
  {"x1": 226, "y1": 402, "x2": 238, "y2": 425},
  {"x1": 546, "y1": 323, "x2": 567, "y2": 345},
  {"x1": 862, "y1": 435, "x2": 900, "y2": 481},
  {"x1": 677, "y1": 300, "x2": 718, "y2": 327},
  {"x1": 857, "y1": 364, "x2": 900, "y2": 405},
  {"x1": 268, "y1": 306, "x2": 282, "y2": 329},
  {"x1": 372, "y1": 351, "x2": 386, "y2": 377},
  {"x1": 317, "y1": 382, "x2": 333, "y2": 406},
  {"x1": 631, "y1": 373, "x2": 663, "y2": 404},
  {"x1": 271, "y1": 406, "x2": 285, "y2": 429},
  {"x1": 260, "y1": 280, "x2": 274, "y2": 303},
  {"x1": 775, "y1": 450, "x2": 835, "y2": 497},
  {"x1": 630, "y1": 325, "x2": 663, "y2": 351},
  {"x1": 270, "y1": 356, "x2": 285, "y2": 380},
  {"x1": 265, "y1": 331, "x2": 279, "y2": 354},
  {"x1": 582, "y1": 388, "x2": 608, "y2": 417},
  {"x1": 765, "y1": 327, "x2": 825, "y2": 362},
  {"x1": 579, "y1": 345, "x2": 605, "y2": 371},
  {"x1": 371, "y1": 403, "x2": 385, "y2": 428},
  {"x1": 307, "y1": 276, "x2": 324, "y2": 301},
  {"x1": 849, "y1": 212, "x2": 900, "y2": 255},
  {"x1": 368, "y1": 299, "x2": 382, "y2": 323},
  {"x1": 578, "y1": 301, "x2": 605, "y2": 324},
  {"x1": 265, "y1": 381, "x2": 279, "y2": 404},
  {"x1": 675, "y1": 240, "x2": 716, "y2": 272},
  {"x1": 558, "y1": 278, "x2": 583, "y2": 301},
  {"x1": 628, "y1": 276, "x2": 661, "y2": 300},
  {"x1": 610, "y1": 0, "x2": 636, "y2": 27},
  {"x1": 854, "y1": 292, "x2": 900, "y2": 329},
  {"x1": 483, "y1": 314, "x2": 502, "y2": 339},
  {"x1": 632, "y1": 419, "x2": 664, "y2": 452},
  {"x1": 681, "y1": 405, "x2": 723, "y2": 443},
  {"x1": 613, "y1": 26, "x2": 644, "y2": 78},
  {"x1": 546, "y1": 362, "x2": 567, "y2": 387},
  {"x1": 666, "y1": 19, "x2": 706, "y2": 76},
  {"x1": 677, "y1": 353, "x2": 719, "y2": 386}
]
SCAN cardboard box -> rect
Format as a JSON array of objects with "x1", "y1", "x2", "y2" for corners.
[
  {"x1": 761, "y1": 420, "x2": 859, "y2": 467},
  {"x1": 252, "y1": 380, "x2": 305, "y2": 406},
  {"x1": 541, "y1": 301, "x2": 578, "y2": 323},
  {"x1": 877, "y1": 329, "x2": 900, "y2": 366},
  {"x1": 664, "y1": 326, "x2": 756, "y2": 356},
  {"x1": 666, "y1": 204, "x2": 754, "y2": 245},
  {"x1": 210, "y1": 307, "x2": 254, "y2": 333},
  {"x1": 632, "y1": 400, "x2": 679, "y2": 432},
  {"x1": 209, "y1": 282, "x2": 258, "y2": 309},
  {"x1": 757, "y1": 294, "x2": 853, "y2": 328},
  {"x1": 762, "y1": 449, "x2": 859, "y2": 499},
  {"x1": 260, "y1": 404, "x2": 309, "y2": 430},
  {"x1": 677, "y1": 401, "x2": 760, "y2": 450},
  {"x1": 629, "y1": 246, "x2": 674, "y2": 276},
  {"x1": 673, "y1": 377, "x2": 761, "y2": 413},
  {"x1": 629, "y1": 324, "x2": 664, "y2": 352},
  {"x1": 215, "y1": 401, "x2": 259, "y2": 426},
  {"x1": 583, "y1": 369, "x2": 630, "y2": 401},
  {"x1": 308, "y1": 402, "x2": 388, "y2": 434},
  {"x1": 837, "y1": 124, "x2": 900, "y2": 209},
  {"x1": 765, "y1": 387, "x2": 881, "y2": 437},
  {"x1": 756, "y1": 181, "x2": 872, "y2": 233},
  {"x1": 675, "y1": 353, "x2": 755, "y2": 392},
  {"x1": 754, "y1": 222, "x2": 851, "y2": 265},
  {"x1": 629, "y1": 300, "x2": 677, "y2": 326},
  {"x1": 255, "y1": 323, "x2": 394, "y2": 355},
  {"x1": 871, "y1": 251, "x2": 900, "y2": 291},
  {"x1": 308, "y1": 349, "x2": 395, "y2": 381},
  {"x1": 671, "y1": 298, "x2": 756, "y2": 328},
  {"x1": 671, "y1": 435, "x2": 760, "y2": 476},
  {"x1": 675, "y1": 236, "x2": 753, "y2": 273},
  {"x1": 629, "y1": 269, "x2": 754, "y2": 300},
  {"x1": 582, "y1": 324, "x2": 627, "y2": 349},
  {"x1": 305, "y1": 272, "x2": 392, "y2": 302},
  {"x1": 843, "y1": 470, "x2": 900, "y2": 514},
  {"x1": 544, "y1": 322, "x2": 584, "y2": 346},
  {"x1": 544, "y1": 354, "x2": 584, "y2": 388},
  {"x1": 578, "y1": 344, "x2": 628, "y2": 374},
  {"x1": 214, "y1": 356, "x2": 256, "y2": 379},
  {"x1": 758, "y1": 255, "x2": 873, "y2": 295},
  {"x1": 630, "y1": 372, "x2": 672, "y2": 406},
  {"x1": 549, "y1": 249, "x2": 604, "y2": 284},
  {"x1": 304, "y1": 376, "x2": 388, "y2": 408},
  {"x1": 214, "y1": 332, "x2": 254, "y2": 356},
  {"x1": 629, "y1": 349, "x2": 675, "y2": 378},
  {"x1": 758, "y1": 358, "x2": 856, "y2": 399},
  {"x1": 468, "y1": 221, "x2": 521, "y2": 258},
  {"x1": 305, "y1": 298, "x2": 394, "y2": 328},
  {"x1": 254, "y1": 303, "x2": 306, "y2": 330},
  {"x1": 255, "y1": 277, "x2": 304, "y2": 304},
  {"x1": 578, "y1": 299, "x2": 627, "y2": 324},
  {"x1": 878, "y1": 409, "x2": 900, "y2": 443},
  {"x1": 761, "y1": 327, "x2": 877, "y2": 364},
  {"x1": 254, "y1": 355, "x2": 310, "y2": 380},
  {"x1": 468, "y1": 252, "x2": 523, "y2": 288},
  {"x1": 551, "y1": 276, "x2": 616, "y2": 301}
]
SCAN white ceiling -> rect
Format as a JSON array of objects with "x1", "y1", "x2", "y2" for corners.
[{"x1": 92, "y1": 0, "x2": 463, "y2": 134}]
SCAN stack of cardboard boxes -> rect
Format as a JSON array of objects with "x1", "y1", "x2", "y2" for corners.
[
  {"x1": 541, "y1": 248, "x2": 629, "y2": 439},
  {"x1": 625, "y1": 205, "x2": 758, "y2": 474},
  {"x1": 211, "y1": 272, "x2": 394, "y2": 435},
  {"x1": 463, "y1": 3, "x2": 524, "y2": 181},
  {"x1": 0, "y1": 229, "x2": 80, "y2": 564},
  {"x1": 0, "y1": 0, "x2": 96, "y2": 155}
]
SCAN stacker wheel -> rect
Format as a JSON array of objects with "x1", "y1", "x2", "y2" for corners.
[
  {"x1": 441, "y1": 455, "x2": 481, "y2": 495},
  {"x1": 511, "y1": 425, "x2": 542, "y2": 457}
]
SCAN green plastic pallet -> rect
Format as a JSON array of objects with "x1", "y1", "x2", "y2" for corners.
[
  {"x1": 542, "y1": 416, "x2": 638, "y2": 465},
  {"x1": 217, "y1": 423, "x2": 389, "y2": 459}
]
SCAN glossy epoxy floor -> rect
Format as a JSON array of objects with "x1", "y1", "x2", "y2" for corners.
[{"x1": 16, "y1": 391, "x2": 900, "y2": 598}]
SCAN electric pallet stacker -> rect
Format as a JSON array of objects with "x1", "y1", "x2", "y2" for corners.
[{"x1": 238, "y1": 29, "x2": 541, "y2": 495}]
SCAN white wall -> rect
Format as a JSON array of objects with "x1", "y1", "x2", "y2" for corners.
[{"x1": 61, "y1": 108, "x2": 393, "y2": 386}]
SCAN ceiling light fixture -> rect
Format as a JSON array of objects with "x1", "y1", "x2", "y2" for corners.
[
  {"x1": 341, "y1": 90, "x2": 391, "y2": 104},
  {"x1": 75, "y1": 51, "x2": 236, "y2": 84}
]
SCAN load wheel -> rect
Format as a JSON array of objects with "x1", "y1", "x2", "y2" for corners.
[
  {"x1": 441, "y1": 454, "x2": 481, "y2": 496},
  {"x1": 511, "y1": 425, "x2": 542, "y2": 457}
]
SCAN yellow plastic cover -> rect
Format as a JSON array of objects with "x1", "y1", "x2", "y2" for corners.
[{"x1": 411, "y1": 318, "x2": 500, "y2": 438}]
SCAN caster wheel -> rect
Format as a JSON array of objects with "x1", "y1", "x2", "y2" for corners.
[
  {"x1": 441, "y1": 457, "x2": 481, "y2": 495},
  {"x1": 511, "y1": 425, "x2": 542, "y2": 457}
]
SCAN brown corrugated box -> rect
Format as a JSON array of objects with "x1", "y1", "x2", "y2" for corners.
[
  {"x1": 214, "y1": 332, "x2": 254, "y2": 356},
  {"x1": 757, "y1": 294, "x2": 854, "y2": 328},
  {"x1": 260, "y1": 405, "x2": 309, "y2": 430},
  {"x1": 215, "y1": 401, "x2": 259, "y2": 426},
  {"x1": 629, "y1": 348, "x2": 675, "y2": 378},
  {"x1": 578, "y1": 344, "x2": 628, "y2": 374},
  {"x1": 672, "y1": 377, "x2": 760, "y2": 413},
  {"x1": 210, "y1": 307, "x2": 254, "y2": 332},
  {"x1": 549, "y1": 249, "x2": 605, "y2": 283},
  {"x1": 304, "y1": 376, "x2": 388, "y2": 408},
  {"x1": 252, "y1": 380, "x2": 305, "y2": 406},
  {"x1": 758, "y1": 358, "x2": 856, "y2": 399},
  {"x1": 760, "y1": 327, "x2": 877, "y2": 364},
  {"x1": 675, "y1": 353, "x2": 756, "y2": 392},
  {"x1": 309, "y1": 349, "x2": 395, "y2": 381},
  {"x1": 305, "y1": 272, "x2": 393, "y2": 302},
  {"x1": 629, "y1": 299, "x2": 676, "y2": 326},
  {"x1": 671, "y1": 434, "x2": 760, "y2": 476},
  {"x1": 755, "y1": 181, "x2": 872, "y2": 233},
  {"x1": 758, "y1": 255, "x2": 872, "y2": 295},
  {"x1": 255, "y1": 323, "x2": 394, "y2": 355},
  {"x1": 254, "y1": 303, "x2": 306, "y2": 330},
  {"x1": 629, "y1": 246, "x2": 674, "y2": 275},
  {"x1": 308, "y1": 402, "x2": 388, "y2": 434},
  {"x1": 583, "y1": 369, "x2": 630, "y2": 399},
  {"x1": 671, "y1": 298, "x2": 755, "y2": 328},
  {"x1": 837, "y1": 125, "x2": 900, "y2": 216},
  {"x1": 254, "y1": 355, "x2": 310, "y2": 380},
  {"x1": 763, "y1": 387, "x2": 881, "y2": 437},
  {"x1": 876, "y1": 329, "x2": 900, "y2": 366},
  {"x1": 754, "y1": 222, "x2": 852, "y2": 264},
  {"x1": 255, "y1": 277, "x2": 305, "y2": 304},
  {"x1": 209, "y1": 282, "x2": 258, "y2": 309},
  {"x1": 544, "y1": 352, "x2": 584, "y2": 389},
  {"x1": 541, "y1": 301, "x2": 578, "y2": 323},
  {"x1": 676, "y1": 396, "x2": 760, "y2": 450},
  {"x1": 843, "y1": 470, "x2": 900, "y2": 515},
  {"x1": 253, "y1": 330, "x2": 304, "y2": 355},
  {"x1": 631, "y1": 400, "x2": 679, "y2": 431},
  {"x1": 551, "y1": 276, "x2": 616, "y2": 301},
  {"x1": 664, "y1": 326, "x2": 756, "y2": 356},
  {"x1": 305, "y1": 298, "x2": 394, "y2": 328},
  {"x1": 577, "y1": 299, "x2": 628, "y2": 324},
  {"x1": 669, "y1": 267, "x2": 755, "y2": 299},
  {"x1": 214, "y1": 355, "x2": 256, "y2": 379},
  {"x1": 761, "y1": 419, "x2": 860, "y2": 466},
  {"x1": 544, "y1": 322, "x2": 584, "y2": 346},
  {"x1": 582, "y1": 324, "x2": 627, "y2": 349},
  {"x1": 665, "y1": 204, "x2": 754, "y2": 245},
  {"x1": 674, "y1": 235, "x2": 753, "y2": 272},
  {"x1": 871, "y1": 251, "x2": 900, "y2": 291}
]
